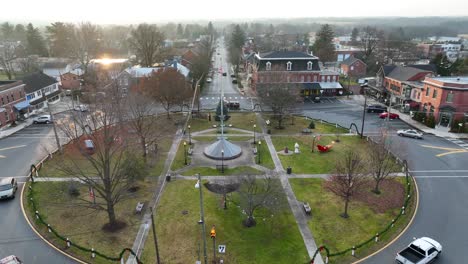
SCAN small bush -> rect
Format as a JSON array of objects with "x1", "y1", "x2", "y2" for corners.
[
  {"x1": 68, "y1": 182, "x2": 80, "y2": 197},
  {"x1": 308, "y1": 121, "x2": 315, "y2": 129},
  {"x1": 425, "y1": 115, "x2": 436, "y2": 128}
]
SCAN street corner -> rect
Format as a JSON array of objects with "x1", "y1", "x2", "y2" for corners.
[{"x1": 420, "y1": 144, "x2": 468, "y2": 157}]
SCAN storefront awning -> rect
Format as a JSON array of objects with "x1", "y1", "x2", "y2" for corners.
[
  {"x1": 318, "y1": 82, "x2": 343, "y2": 89},
  {"x1": 302, "y1": 83, "x2": 321, "y2": 90},
  {"x1": 14, "y1": 101, "x2": 30, "y2": 111}
]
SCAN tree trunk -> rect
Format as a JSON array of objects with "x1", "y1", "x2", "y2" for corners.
[
  {"x1": 341, "y1": 198, "x2": 350, "y2": 218},
  {"x1": 106, "y1": 198, "x2": 117, "y2": 226},
  {"x1": 373, "y1": 179, "x2": 381, "y2": 194},
  {"x1": 243, "y1": 216, "x2": 256, "y2": 227},
  {"x1": 141, "y1": 136, "x2": 147, "y2": 158}
]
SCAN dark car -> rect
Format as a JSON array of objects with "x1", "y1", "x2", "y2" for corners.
[
  {"x1": 230, "y1": 73, "x2": 236, "y2": 78},
  {"x1": 226, "y1": 101, "x2": 240, "y2": 110},
  {"x1": 222, "y1": 72, "x2": 227, "y2": 76},
  {"x1": 232, "y1": 79, "x2": 238, "y2": 84},
  {"x1": 366, "y1": 104, "x2": 387, "y2": 113}
]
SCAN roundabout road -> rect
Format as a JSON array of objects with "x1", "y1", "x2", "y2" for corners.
[{"x1": 301, "y1": 100, "x2": 468, "y2": 263}]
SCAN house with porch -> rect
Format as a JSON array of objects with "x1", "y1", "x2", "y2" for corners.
[
  {"x1": 22, "y1": 72, "x2": 60, "y2": 111},
  {"x1": 248, "y1": 50, "x2": 342, "y2": 99},
  {"x1": 419, "y1": 76, "x2": 468, "y2": 130},
  {"x1": 0, "y1": 81, "x2": 27, "y2": 128}
]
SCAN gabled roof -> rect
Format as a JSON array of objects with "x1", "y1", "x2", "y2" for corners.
[
  {"x1": 257, "y1": 51, "x2": 318, "y2": 60},
  {"x1": 382, "y1": 65, "x2": 397, "y2": 76},
  {"x1": 407, "y1": 64, "x2": 437, "y2": 73},
  {"x1": 341, "y1": 56, "x2": 365, "y2": 66},
  {"x1": 386, "y1": 66, "x2": 433, "y2": 82},
  {"x1": 21, "y1": 72, "x2": 58, "y2": 93}
]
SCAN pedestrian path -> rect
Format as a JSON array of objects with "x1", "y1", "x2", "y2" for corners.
[
  {"x1": 446, "y1": 138, "x2": 468, "y2": 149},
  {"x1": 0, "y1": 119, "x2": 33, "y2": 139}
]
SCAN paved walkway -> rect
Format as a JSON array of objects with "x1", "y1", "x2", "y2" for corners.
[
  {"x1": 257, "y1": 113, "x2": 324, "y2": 264},
  {"x1": 0, "y1": 119, "x2": 33, "y2": 139}
]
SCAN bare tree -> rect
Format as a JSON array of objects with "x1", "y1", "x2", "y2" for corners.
[
  {"x1": 54, "y1": 85, "x2": 142, "y2": 230},
  {"x1": 257, "y1": 79, "x2": 298, "y2": 129},
  {"x1": 142, "y1": 67, "x2": 192, "y2": 119},
  {"x1": 16, "y1": 55, "x2": 39, "y2": 74},
  {"x1": 232, "y1": 175, "x2": 284, "y2": 227},
  {"x1": 0, "y1": 43, "x2": 17, "y2": 80},
  {"x1": 125, "y1": 93, "x2": 165, "y2": 159},
  {"x1": 128, "y1": 24, "x2": 165, "y2": 67},
  {"x1": 359, "y1": 26, "x2": 382, "y2": 60},
  {"x1": 326, "y1": 148, "x2": 367, "y2": 218},
  {"x1": 72, "y1": 22, "x2": 101, "y2": 73},
  {"x1": 367, "y1": 130, "x2": 402, "y2": 194}
]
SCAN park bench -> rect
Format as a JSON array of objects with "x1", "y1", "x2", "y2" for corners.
[
  {"x1": 135, "y1": 202, "x2": 145, "y2": 214},
  {"x1": 302, "y1": 128, "x2": 312, "y2": 134},
  {"x1": 303, "y1": 202, "x2": 311, "y2": 215}
]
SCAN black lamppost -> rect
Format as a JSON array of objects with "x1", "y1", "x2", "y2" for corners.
[
  {"x1": 188, "y1": 125, "x2": 192, "y2": 145},
  {"x1": 195, "y1": 174, "x2": 208, "y2": 264},
  {"x1": 312, "y1": 135, "x2": 317, "y2": 152},
  {"x1": 361, "y1": 84, "x2": 368, "y2": 139},
  {"x1": 257, "y1": 141, "x2": 261, "y2": 164},
  {"x1": 253, "y1": 124, "x2": 257, "y2": 144},
  {"x1": 183, "y1": 141, "x2": 187, "y2": 165},
  {"x1": 221, "y1": 149, "x2": 225, "y2": 173}
]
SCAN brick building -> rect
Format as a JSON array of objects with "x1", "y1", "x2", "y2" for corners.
[
  {"x1": 0, "y1": 81, "x2": 27, "y2": 128},
  {"x1": 419, "y1": 76, "x2": 468, "y2": 129},
  {"x1": 340, "y1": 56, "x2": 367, "y2": 77},
  {"x1": 248, "y1": 51, "x2": 342, "y2": 98},
  {"x1": 60, "y1": 69, "x2": 84, "y2": 90}
]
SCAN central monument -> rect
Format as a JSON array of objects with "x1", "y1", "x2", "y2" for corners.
[{"x1": 203, "y1": 79, "x2": 242, "y2": 160}]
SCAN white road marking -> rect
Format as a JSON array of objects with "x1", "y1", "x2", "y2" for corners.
[
  {"x1": 0, "y1": 145, "x2": 27, "y2": 151},
  {"x1": 414, "y1": 175, "x2": 468, "y2": 178}
]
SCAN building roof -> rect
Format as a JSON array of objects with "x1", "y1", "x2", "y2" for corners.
[
  {"x1": 382, "y1": 65, "x2": 397, "y2": 76},
  {"x1": 257, "y1": 51, "x2": 318, "y2": 60},
  {"x1": 427, "y1": 76, "x2": 468, "y2": 85},
  {"x1": 125, "y1": 62, "x2": 190, "y2": 78},
  {"x1": 203, "y1": 138, "x2": 242, "y2": 160},
  {"x1": 385, "y1": 65, "x2": 433, "y2": 82},
  {"x1": 406, "y1": 64, "x2": 437, "y2": 73},
  {"x1": 0, "y1": 80, "x2": 23, "y2": 92},
  {"x1": 341, "y1": 56, "x2": 364, "y2": 66},
  {"x1": 21, "y1": 72, "x2": 58, "y2": 94}
]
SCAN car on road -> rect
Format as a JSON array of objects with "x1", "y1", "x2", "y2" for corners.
[
  {"x1": 0, "y1": 177, "x2": 18, "y2": 200},
  {"x1": 74, "y1": 104, "x2": 89, "y2": 112},
  {"x1": 33, "y1": 115, "x2": 52, "y2": 124},
  {"x1": 226, "y1": 101, "x2": 240, "y2": 110},
  {"x1": 366, "y1": 104, "x2": 387, "y2": 113},
  {"x1": 222, "y1": 72, "x2": 227, "y2": 76},
  {"x1": 206, "y1": 78, "x2": 212, "y2": 83},
  {"x1": 230, "y1": 73, "x2": 236, "y2": 78},
  {"x1": 397, "y1": 129, "x2": 423, "y2": 139},
  {"x1": 395, "y1": 237, "x2": 441, "y2": 264},
  {"x1": 379, "y1": 112, "x2": 399, "y2": 119},
  {"x1": 232, "y1": 79, "x2": 238, "y2": 84},
  {"x1": 313, "y1": 96, "x2": 321, "y2": 103},
  {"x1": 0, "y1": 255, "x2": 22, "y2": 264}
]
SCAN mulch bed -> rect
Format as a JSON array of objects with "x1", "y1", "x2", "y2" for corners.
[{"x1": 354, "y1": 179, "x2": 405, "y2": 214}]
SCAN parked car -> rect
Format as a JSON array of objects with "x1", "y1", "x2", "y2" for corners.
[
  {"x1": 33, "y1": 115, "x2": 52, "y2": 124},
  {"x1": 64, "y1": 89, "x2": 72, "y2": 96},
  {"x1": 313, "y1": 96, "x2": 321, "y2": 103},
  {"x1": 222, "y1": 72, "x2": 227, "y2": 76},
  {"x1": 230, "y1": 73, "x2": 236, "y2": 78},
  {"x1": 366, "y1": 104, "x2": 387, "y2": 113},
  {"x1": 74, "y1": 104, "x2": 89, "y2": 112},
  {"x1": 206, "y1": 78, "x2": 212, "y2": 83},
  {"x1": 226, "y1": 101, "x2": 240, "y2": 110},
  {"x1": 0, "y1": 177, "x2": 18, "y2": 200},
  {"x1": 395, "y1": 237, "x2": 441, "y2": 264},
  {"x1": 0, "y1": 255, "x2": 22, "y2": 264},
  {"x1": 379, "y1": 112, "x2": 399, "y2": 119},
  {"x1": 232, "y1": 79, "x2": 238, "y2": 84},
  {"x1": 397, "y1": 129, "x2": 423, "y2": 139}
]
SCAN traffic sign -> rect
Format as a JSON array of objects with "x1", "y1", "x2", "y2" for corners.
[{"x1": 218, "y1": 245, "x2": 226, "y2": 253}]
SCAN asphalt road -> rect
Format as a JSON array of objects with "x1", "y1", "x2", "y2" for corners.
[
  {"x1": 0, "y1": 122, "x2": 76, "y2": 263},
  {"x1": 301, "y1": 99, "x2": 468, "y2": 263}
]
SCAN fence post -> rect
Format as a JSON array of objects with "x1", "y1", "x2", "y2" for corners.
[
  {"x1": 375, "y1": 233, "x2": 379, "y2": 242},
  {"x1": 402, "y1": 206, "x2": 406, "y2": 215},
  {"x1": 352, "y1": 246, "x2": 356, "y2": 256},
  {"x1": 35, "y1": 211, "x2": 39, "y2": 219},
  {"x1": 66, "y1": 238, "x2": 71, "y2": 248},
  {"x1": 91, "y1": 248, "x2": 96, "y2": 258},
  {"x1": 391, "y1": 219, "x2": 395, "y2": 228},
  {"x1": 47, "y1": 224, "x2": 51, "y2": 233}
]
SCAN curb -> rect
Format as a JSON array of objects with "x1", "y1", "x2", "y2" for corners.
[
  {"x1": 20, "y1": 181, "x2": 88, "y2": 264},
  {"x1": 351, "y1": 176, "x2": 420, "y2": 263}
]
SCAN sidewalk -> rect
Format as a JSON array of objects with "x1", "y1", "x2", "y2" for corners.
[
  {"x1": 350, "y1": 95, "x2": 468, "y2": 139},
  {"x1": 0, "y1": 119, "x2": 33, "y2": 139}
]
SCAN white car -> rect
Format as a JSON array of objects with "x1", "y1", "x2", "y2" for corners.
[
  {"x1": 0, "y1": 178, "x2": 18, "y2": 200},
  {"x1": 74, "y1": 104, "x2": 89, "y2": 112},
  {"x1": 33, "y1": 115, "x2": 52, "y2": 124},
  {"x1": 397, "y1": 129, "x2": 423, "y2": 139},
  {"x1": 396, "y1": 237, "x2": 441, "y2": 264},
  {"x1": 206, "y1": 78, "x2": 212, "y2": 83},
  {"x1": 0, "y1": 255, "x2": 22, "y2": 264}
]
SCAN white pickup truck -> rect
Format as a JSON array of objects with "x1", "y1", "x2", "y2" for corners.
[{"x1": 395, "y1": 237, "x2": 442, "y2": 264}]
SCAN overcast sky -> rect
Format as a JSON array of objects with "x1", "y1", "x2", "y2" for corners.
[{"x1": 3, "y1": 0, "x2": 468, "y2": 24}]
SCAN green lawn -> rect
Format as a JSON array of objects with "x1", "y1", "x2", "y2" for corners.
[
  {"x1": 25, "y1": 180, "x2": 157, "y2": 264},
  {"x1": 272, "y1": 135, "x2": 364, "y2": 174},
  {"x1": 171, "y1": 141, "x2": 192, "y2": 171},
  {"x1": 290, "y1": 178, "x2": 414, "y2": 263},
  {"x1": 180, "y1": 166, "x2": 265, "y2": 176},
  {"x1": 262, "y1": 114, "x2": 348, "y2": 135},
  {"x1": 257, "y1": 137, "x2": 275, "y2": 169},
  {"x1": 189, "y1": 112, "x2": 257, "y2": 132},
  {"x1": 140, "y1": 180, "x2": 309, "y2": 264}
]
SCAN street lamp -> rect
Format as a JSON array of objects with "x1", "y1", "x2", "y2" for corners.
[
  {"x1": 183, "y1": 141, "x2": 187, "y2": 165},
  {"x1": 188, "y1": 125, "x2": 192, "y2": 145},
  {"x1": 257, "y1": 141, "x2": 261, "y2": 164},
  {"x1": 195, "y1": 174, "x2": 208, "y2": 264},
  {"x1": 312, "y1": 135, "x2": 317, "y2": 152},
  {"x1": 253, "y1": 124, "x2": 257, "y2": 144},
  {"x1": 221, "y1": 149, "x2": 225, "y2": 173}
]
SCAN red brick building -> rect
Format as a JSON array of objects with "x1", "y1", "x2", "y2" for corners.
[
  {"x1": 340, "y1": 56, "x2": 367, "y2": 77},
  {"x1": 0, "y1": 81, "x2": 27, "y2": 128},
  {"x1": 248, "y1": 51, "x2": 342, "y2": 98},
  {"x1": 60, "y1": 69, "x2": 84, "y2": 90},
  {"x1": 419, "y1": 76, "x2": 468, "y2": 129}
]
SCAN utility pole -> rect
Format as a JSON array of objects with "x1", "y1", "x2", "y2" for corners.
[
  {"x1": 361, "y1": 86, "x2": 368, "y2": 139},
  {"x1": 47, "y1": 100, "x2": 62, "y2": 153},
  {"x1": 196, "y1": 173, "x2": 208, "y2": 264},
  {"x1": 150, "y1": 207, "x2": 161, "y2": 264}
]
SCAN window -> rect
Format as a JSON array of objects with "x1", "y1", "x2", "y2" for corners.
[
  {"x1": 425, "y1": 88, "x2": 430, "y2": 96},
  {"x1": 37, "y1": 90, "x2": 41, "y2": 96},
  {"x1": 1, "y1": 97, "x2": 4, "y2": 105},
  {"x1": 327, "y1": 76, "x2": 330, "y2": 82},
  {"x1": 314, "y1": 76, "x2": 317, "y2": 82},
  {"x1": 332, "y1": 76, "x2": 336, "y2": 82},
  {"x1": 350, "y1": 66, "x2": 354, "y2": 71},
  {"x1": 286, "y1": 61, "x2": 292, "y2": 71},
  {"x1": 430, "y1": 106, "x2": 435, "y2": 114},
  {"x1": 307, "y1": 76, "x2": 311, "y2": 82},
  {"x1": 4, "y1": 112, "x2": 8, "y2": 122},
  {"x1": 11, "y1": 94, "x2": 14, "y2": 101},
  {"x1": 307, "y1": 61, "x2": 313, "y2": 70},
  {"x1": 6, "y1": 96, "x2": 9, "y2": 103},
  {"x1": 287, "y1": 76, "x2": 290, "y2": 82},
  {"x1": 301, "y1": 76, "x2": 304, "y2": 82},
  {"x1": 446, "y1": 92, "x2": 454, "y2": 103},
  {"x1": 266, "y1": 61, "x2": 271, "y2": 71},
  {"x1": 432, "y1": 89, "x2": 438, "y2": 98}
]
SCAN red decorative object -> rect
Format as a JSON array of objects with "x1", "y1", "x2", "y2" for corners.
[{"x1": 317, "y1": 144, "x2": 332, "y2": 153}]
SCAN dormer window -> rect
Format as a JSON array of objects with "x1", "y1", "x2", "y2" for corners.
[
  {"x1": 266, "y1": 61, "x2": 271, "y2": 71},
  {"x1": 307, "y1": 61, "x2": 313, "y2": 70},
  {"x1": 286, "y1": 61, "x2": 292, "y2": 71}
]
